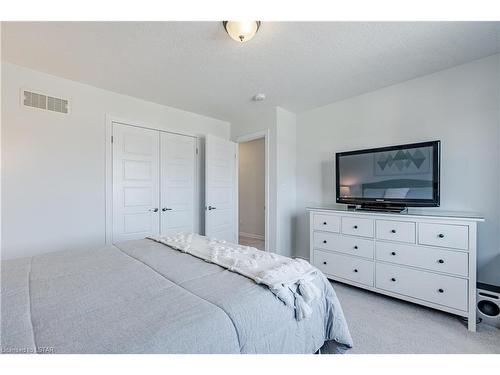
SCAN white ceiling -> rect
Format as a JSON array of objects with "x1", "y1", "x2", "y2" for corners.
[{"x1": 2, "y1": 22, "x2": 500, "y2": 124}]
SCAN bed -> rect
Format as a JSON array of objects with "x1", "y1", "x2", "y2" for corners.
[
  {"x1": 1, "y1": 238, "x2": 352, "y2": 354},
  {"x1": 361, "y1": 178, "x2": 434, "y2": 199}
]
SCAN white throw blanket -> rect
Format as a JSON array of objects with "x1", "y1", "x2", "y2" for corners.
[{"x1": 147, "y1": 233, "x2": 322, "y2": 320}]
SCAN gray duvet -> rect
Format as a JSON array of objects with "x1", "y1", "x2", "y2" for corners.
[{"x1": 1, "y1": 239, "x2": 352, "y2": 354}]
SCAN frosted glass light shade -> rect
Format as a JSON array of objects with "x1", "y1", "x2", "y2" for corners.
[{"x1": 223, "y1": 21, "x2": 260, "y2": 43}]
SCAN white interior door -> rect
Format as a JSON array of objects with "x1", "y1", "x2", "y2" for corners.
[
  {"x1": 205, "y1": 134, "x2": 238, "y2": 242},
  {"x1": 160, "y1": 132, "x2": 196, "y2": 236},
  {"x1": 112, "y1": 124, "x2": 160, "y2": 242}
]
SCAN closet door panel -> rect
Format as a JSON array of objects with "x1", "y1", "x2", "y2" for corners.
[
  {"x1": 160, "y1": 133, "x2": 196, "y2": 236},
  {"x1": 205, "y1": 135, "x2": 237, "y2": 242},
  {"x1": 112, "y1": 124, "x2": 160, "y2": 242}
]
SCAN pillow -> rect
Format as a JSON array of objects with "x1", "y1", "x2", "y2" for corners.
[
  {"x1": 363, "y1": 188, "x2": 386, "y2": 198},
  {"x1": 384, "y1": 188, "x2": 410, "y2": 199},
  {"x1": 406, "y1": 187, "x2": 432, "y2": 199}
]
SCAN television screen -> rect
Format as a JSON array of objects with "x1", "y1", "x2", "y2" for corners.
[{"x1": 336, "y1": 141, "x2": 440, "y2": 207}]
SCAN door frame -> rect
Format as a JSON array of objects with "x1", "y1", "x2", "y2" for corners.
[
  {"x1": 236, "y1": 130, "x2": 270, "y2": 251},
  {"x1": 105, "y1": 115, "x2": 200, "y2": 245}
]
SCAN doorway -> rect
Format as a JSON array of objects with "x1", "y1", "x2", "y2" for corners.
[{"x1": 237, "y1": 131, "x2": 269, "y2": 251}]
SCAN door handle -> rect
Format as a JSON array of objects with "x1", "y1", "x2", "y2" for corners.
[
  {"x1": 208, "y1": 206, "x2": 217, "y2": 211},
  {"x1": 162, "y1": 208, "x2": 173, "y2": 212},
  {"x1": 149, "y1": 208, "x2": 159, "y2": 213}
]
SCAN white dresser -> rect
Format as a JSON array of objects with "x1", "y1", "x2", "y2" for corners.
[{"x1": 308, "y1": 207, "x2": 484, "y2": 331}]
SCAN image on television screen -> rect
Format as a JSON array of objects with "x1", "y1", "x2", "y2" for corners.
[{"x1": 338, "y1": 144, "x2": 435, "y2": 201}]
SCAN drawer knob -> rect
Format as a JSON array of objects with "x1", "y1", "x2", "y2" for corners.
[
  {"x1": 391, "y1": 277, "x2": 396, "y2": 282},
  {"x1": 438, "y1": 233, "x2": 445, "y2": 238},
  {"x1": 323, "y1": 221, "x2": 327, "y2": 225},
  {"x1": 323, "y1": 261, "x2": 327, "y2": 265},
  {"x1": 391, "y1": 251, "x2": 396, "y2": 256},
  {"x1": 438, "y1": 288, "x2": 444, "y2": 293},
  {"x1": 438, "y1": 259, "x2": 444, "y2": 264},
  {"x1": 353, "y1": 225, "x2": 358, "y2": 229},
  {"x1": 353, "y1": 269, "x2": 358, "y2": 273},
  {"x1": 391, "y1": 229, "x2": 397, "y2": 233},
  {"x1": 354, "y1": 245, "x2": 358, "y2": 250},
  {"x1": 323, "y1": 240, "x2": 327, "y2": 244}
]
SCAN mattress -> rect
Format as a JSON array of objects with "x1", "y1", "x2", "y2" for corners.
[{"x1": 1, "y1": 239, "x2": 352, "y2": 354}]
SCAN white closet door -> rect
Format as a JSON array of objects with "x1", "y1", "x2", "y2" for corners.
[
  {"x1": 112, "y1": 124, "x2": 160, "y2": 242},
  {"x1": 205, "y1": 134, "x2": 238, "y2": 242},
  {"x1": 160, "y1": 132, "x2": 196, "y2": 236}
]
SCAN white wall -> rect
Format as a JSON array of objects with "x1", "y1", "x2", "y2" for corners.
[
  {"x1": 1, "y1": 62, "x2": 230, "y2": 260},
  {"x1": 231, "y1": 108, "x2": 278, "y2": 251},
  {"x1": 4, "y1": 55, "x2": 499, "y2": 277},
  {"x1": 276, "y1": 107, "x2": 297, "y2": 257},
  {"x1": 238, "y1": 138, "x2": 265, "y2": 238},
  {"x1": 295, "y1": 55, "x2": 500, "y2": 276},
  {"x1": 231, "y1": 107, "x2": 298, "y2": 256}
]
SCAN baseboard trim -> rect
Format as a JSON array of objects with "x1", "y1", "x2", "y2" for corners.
[{"x1": 239, "y1": 232, "x2": 265, "y2": 240}]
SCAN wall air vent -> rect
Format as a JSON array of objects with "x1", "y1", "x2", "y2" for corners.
[{"x1": 22, "y1": 90, "x2": 69, "y2": 114}]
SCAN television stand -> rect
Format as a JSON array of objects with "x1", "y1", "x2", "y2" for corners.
[
  {"x1": 354, "y1": 204, "x2": 408, "y2": 213},
  {"x1": 307, "y1": 206, "x2": 484, "y2": 331}
]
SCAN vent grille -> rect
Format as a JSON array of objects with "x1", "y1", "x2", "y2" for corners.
[{"x1": 23, "y1": 90, "x2": 69, "y2": 114}]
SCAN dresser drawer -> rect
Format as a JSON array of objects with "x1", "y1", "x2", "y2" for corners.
[
  {"x1": 314, "y1": 250, "x2": 374, "y2": 287},
  {"x1": 313, "y1": 214, "x2": 340, "y2": 233},
  {"x1": 376, "y1": 242, "x2": 468, "y2": 276},
  {"x1": 341, "y1": 217, "x2": 374, "y2": 238},
  {"x1": 376, "y1": 220, "x2": 415, "y2": 243},
  {"x1": 376, "y1": 263, "x2": 468, "y2": 311},
  {"x1": 418, "y1": 223, "x2": 469, "y2": 250},
  {"x1": 314, "y1": 232, "x2": 374, "y2": 259}
]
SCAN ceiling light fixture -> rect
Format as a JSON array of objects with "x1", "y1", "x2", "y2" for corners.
[{"x1": 222, "y1": 21, "x2": 261, "y2": 43}]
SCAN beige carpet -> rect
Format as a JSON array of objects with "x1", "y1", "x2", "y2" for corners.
[{"x1": 332, "y1": 281, "x2": 500, "y2": 354}]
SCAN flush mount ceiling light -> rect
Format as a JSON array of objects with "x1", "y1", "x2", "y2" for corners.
[{"x1": 223, "y1": 21, "x2": 261, "y2": 43}]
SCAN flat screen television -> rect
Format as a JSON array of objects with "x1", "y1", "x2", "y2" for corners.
[{"x1": 336, "y1": 140, "x2": 440, "y2": 211}]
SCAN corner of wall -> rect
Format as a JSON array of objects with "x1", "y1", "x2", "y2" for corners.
[{"x1": 275, "y1": 107, "x2": 298, "y2": 257}]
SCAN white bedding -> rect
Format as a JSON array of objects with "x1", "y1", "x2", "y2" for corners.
[{"x1": 148, "y1": 233, "x2": 323, "y2": 320}]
